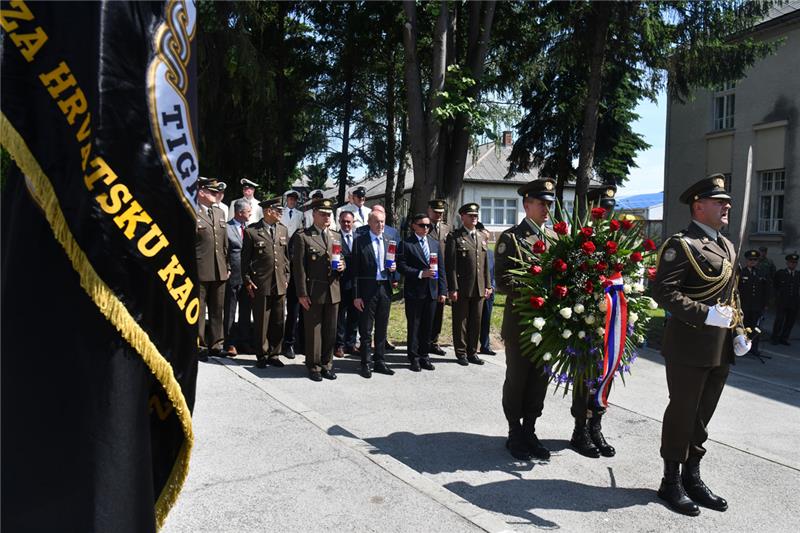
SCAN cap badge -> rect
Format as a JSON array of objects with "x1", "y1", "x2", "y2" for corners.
[
  {"x1": 544, "y1": 181, "x2": 554, "y2": 191},
  {"x1": 713, "y1": 177, "x2": 724, "y2": 188}
]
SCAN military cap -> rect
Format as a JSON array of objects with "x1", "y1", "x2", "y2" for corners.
[
  {"x1": 198, "y1": 177, "x2": 226, "y2": 192},
  {"x1": 309, "y1": 197, "x2": 335, "y2": 214},
  {"x1": 517, "y1": 178, "x2": 556, "y2": 202},
  {"x1": 352, "y1": 186, "x2": 367, "y2": 197},
  {"x1": 587, "y1": 184, "x2": 617, "y2": 209},
  {"x1": 679, "y1": 174, "x2": 732, "y2": 204},
  {"x1": 240, "y1": 178, "x2": 259, "y2": 188},
  {"x1": 429, "y1": 199, "x2": 447, "y2": 213},
  {"x1": 458, "y1": 202, "x2": 480, "y2": 215},
  {"x1": 259, "y1": 197, "x2": 282, "y2": 208},
  {"x1": 787, "y1": 253, "x2": 799, "y2": 261},
  {"x1": 743, "y1": 250, "x2": 760, "y2": 260},
  {"x1": 283, "y1": 189, "x2": 300, "y2": 198},
  {"x1": 309, "y1": 189, "x2": 324, "y2": 199}
]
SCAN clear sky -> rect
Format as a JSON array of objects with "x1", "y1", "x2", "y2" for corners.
[{"x1": 617, "y1": 89, "x2": 667, "y2": 199}]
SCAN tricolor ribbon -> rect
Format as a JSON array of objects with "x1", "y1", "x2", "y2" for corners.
[{"x1": 593, "y1": 272, "x2": 628, "y2": 408}]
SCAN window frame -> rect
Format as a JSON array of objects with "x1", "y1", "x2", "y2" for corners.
[
  {"x1": 712, "y1": 82, "x2": 735, "y2": 131},
  {"x1": 480, "y1": 196, "x2": 518, "y2": 226},
  {"x1": 757, "y1": 168, "x2": 785, "y2": 234}
]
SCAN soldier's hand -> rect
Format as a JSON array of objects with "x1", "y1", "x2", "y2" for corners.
[
  {"x1": 336, "y1": 261, "x2": 345, "y2": 272},
  {"x1": 354, "y1": 298, "x2": 365, "y2": 312},
  {"x1": 246, "y1": 281, "x2": 257, "y2": 298},
  {"x1": 389, "y1": 262, "x2": 396, "y2": 272},
  {"x1": 449, "y1": 291, "x2": 458, "y2": 302},
  {"x1": 485, "y1": 287, "x2": 493, "y2": 298},
  {"x1": 392, "y1": 281, "x2": 398, "y2": 289},
  {"x1": 299, "y1": 296, "x2": 311, "y2": 311},
  {"x1": 733, "y1": 334, "x2": 752, "y2": 356},
  {"x1": 437, "y1": 295, "x2": 446, "y2": 304},
  {"x1": 421, "y1": 269, "x2": 435, "y2": 278},
  {"x1": 704, "y1": 304, "x2": 733, "y2": 328}
]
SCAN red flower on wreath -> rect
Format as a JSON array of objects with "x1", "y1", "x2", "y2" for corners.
[
  {"x1": 581, "y1": 241, "x2": 596, "y2": 254},
  {"x1": 580, "y1": 227, "x2": 593, "y2": 238},
  {"x1": 646, "y1": 267, "x2": 657, "y2": 280},
  {"x1": 529, "y1": 264, "x2": 543, "y2": 275},
  {"x1": 579, "y1": 262, "x2": 590, "y2": 272},
  {"x1": 553, "y1": 221, "x2": 568, "y2": 235},
  {"x1": 601, "y1": 276, "x2": 613, "y2": 289},
  {"x1": 553, "y1": 285, "x2": 568, "y2": 299},
  {"x1": 609, "y1": 219, "x2": 621, "y2": 231},
  {"x1": 630, "y1": 251, "x2": 643, "y2": 262},
  {"x1": 584, "y1": 280, "x2": 594, "y2": 294},
  {"x1": 532, "y1": 240, "x2": 546, "y2": 254},
  {"x1": 612, "y1": 262, "x2": 624, "y2": 272},
  {"x1": 595, "y1": 261, "x2": 608, "y2": 272},
  {"x1": 605, "y1": 240, "x2": 618, "y2": 254},
  {"x1": 643, "y1": 239, "x2": 656, "y2": 251},
  {"x1": 621, "y1": 219, "x2": 634, "y2": 230},
  {"x1": 591, "y1": 207, "x2": 607, "y2": 220},
  {"x1": 552, "y1": 258, "x2": 568, "y2": 273},
  {"x1": 530, "y1": 296, "x2": 545, "y2": 309}
]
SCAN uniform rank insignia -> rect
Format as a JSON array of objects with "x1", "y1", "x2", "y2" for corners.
[
  {"x1": 496, "y1": 242, "x2": 506, "y2": 255},
  {"x1": 662, "y1": 248, "x2": 677, "y2": 262}
]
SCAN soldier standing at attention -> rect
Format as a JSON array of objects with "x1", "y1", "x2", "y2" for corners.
[
  {"x1": 241, "y1": 198, "x2": 290, "y2": 369},
  {"x1": 771, "y1": 252, "x2": 799, "y2": 346},
  {"x1": 427, "y1": 199, "x2": 451, "y2": 356},
  {"x1": 652, "y1": 175, "x2": 742, "y2": 516},
  {"x1": 494, "y1": 179, "x2": 555, "y2": 461},
  {"x1": 291, "y1": 198, "x2": 344, "y2": 382},
  {"x1": 445, "y1": 203, "x2": 491, "y2": 366},
  {"x1": 738, "y1": 250, "x2": 769, "y2": 356}
]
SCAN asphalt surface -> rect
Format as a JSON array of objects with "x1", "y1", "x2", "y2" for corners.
[{"x1": 164, "y1": 340, "x2": 800, "y2": 533}]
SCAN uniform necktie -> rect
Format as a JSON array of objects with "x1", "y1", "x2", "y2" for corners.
[
  {"x1": 208, "y1": 207, "x2": 214, "y2": 222},
  {"x1": 322, "y1": 229, "x2": 329, "y2": 247},
  {"x1": 346, "y1": 233, "x2": 351, "y2": 248},
  {"x1": 420, "y1": 237, "x2": 429, "y2": 262},
  {"x1": 269, "y1": 225, "x2": 274, "y2": 240},
  {"x1": 471, "y1": 231, "x2": 477, "y2": 245}
]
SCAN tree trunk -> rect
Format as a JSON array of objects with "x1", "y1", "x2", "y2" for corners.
[
  {"x1": 384, "y1": 47, "x2": 398, "y2": 225},
  {"x1": 337, "y1": 66, "x2": 354, "y2": 206},
  {"x1": 394, "y1": 114, "x2": 409, "y2": 224},
  {"x1": 575, "y1": 3, "x2": 611, "y2": 217}
]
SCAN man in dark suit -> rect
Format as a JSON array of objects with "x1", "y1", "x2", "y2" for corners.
[
  {"x1": 478, "y1": 223, "x2": 496, "y2": 356},
  {"x1": 771, "y1": 252, "x2": 799, "y2": 345},
  {"x1": 739, "y1": 250, "x2": 769, "y2": 356},
  {"x1": 352, "y1": 210, "x2": 397, "y2": 378},
  {"x1": 652, "y1": 175, "x2": 742, "y2": 516},
  {"x1": 398, "y1": 213, "x2": 447, "y2": 371},
  {"x1": 241, "y1": 198, "x2": 290, "y2": 368},
  {"x1": 427, "y1": 199, "x2": 451, "y2": 355},
  {"x1": 335, "y1": 210, "x2": 359, "y2": 357},
  {"x1": 223, "y1": 199, "x2": 251, "y2": 355},
  {"x1": 196, "y1": 177, "x2": 231, "y2": 359}
]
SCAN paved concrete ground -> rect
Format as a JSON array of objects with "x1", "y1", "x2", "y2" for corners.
[{"x1": 164, "y1": 341, "x2": 800, "y2": 532}]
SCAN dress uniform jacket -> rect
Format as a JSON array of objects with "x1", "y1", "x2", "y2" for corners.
[
  {"x1": 291, "y1": 226, "x2": 342, "y2": 304},
  {"x1": 773, "y1": 268, "x2": 800, "y2": 310},
  {"x1": 429, "y1": 220, "x2": 452, "y2": 346},
  {"x1": 445, "y1": 226, "x2": 490, "y2": 297},
  {"x1": 429, "y1": 221, "x2": 452, "y2": 274},
  {"x1": 652, "y1": 222, "x2": 737, "y2": 367},
  {"x1": 738, "y1": 265, "x2": 768, "y2": 312},
  {"x1": 197, "y1": 205, "x2": 229, "y2": 282},
  {"x1": 241, "y1": 221, "x2": 290, "y2": 297}
]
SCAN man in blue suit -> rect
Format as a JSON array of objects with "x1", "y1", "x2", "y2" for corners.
[
  {"x1": 398, "y1": 213, "x2": 447, "y2": 371},
  {"x1": 478, "y1": 222, "x2": 496, "y2": 356}
]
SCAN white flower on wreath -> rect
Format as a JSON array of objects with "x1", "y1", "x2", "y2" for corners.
[
  {"x1": 562, "y1": 329, "x2": 572, "y2": 339},
  {"x1": 623, "y1": 283, "x2": 632, "y2": 294},
  {"x1": 578, "y1": 330, "x2": 586, "y2": 339},
  {"x1": 629, "y1": 311, "x2": 639, "y2": 324},
  {"x1": 533, "y1": 317, "x2": 546, "y2": 330},
  {"x1": 559, "y1": 307, "x2": 573, "y2": 319},
  {"x1": 530, "y1": 332, "x2": 543, "y2": 346},
  {"x1": 648, "y1": 297, "x2": 658, "y2": 310},
  {"x1": 598, "y1": 300, "x2": 608, "y2": 312},
  {"x1": 585, "y1": 314, "x2": 596, "y2": 325},
  {"x1": 634, "y1": 282, "x2": 645, "y2": 293},
  {"x1": 573, "y1": 303, "x2": 585, "y2": 314},
  {"x1": 542, "y1": 352, "x2": 552, "y2": 361},
  {"x1": 596, "y1": 326, "x2": 605, "y2": 336}
]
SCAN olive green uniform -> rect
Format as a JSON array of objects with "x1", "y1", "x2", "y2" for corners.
[
  {"x1": 429, "y1": 220, "x2": 451, "y2": 346},
  {"x1": 196, "y1": 204, "x2": 229, "y2": 351}
]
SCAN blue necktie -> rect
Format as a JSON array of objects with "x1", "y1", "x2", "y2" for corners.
[
  {"x1": 376, "y1": 237, "x2": 384, "y2": 279},
  {"x1": 420, "y1": 237, "x2": 429, "y2": 262}
]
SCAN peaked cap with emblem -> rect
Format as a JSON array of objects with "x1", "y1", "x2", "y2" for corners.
[
  {"x1": 787, "y1": 252, "x2": 799, "y2": 261},
  {"x1": 283, "y1": 189, "x2": 300, "y2": 198},
  {"x1": 743, "y1": 249, "x2": 759, "y2": 260},
  {"x1": 240, "y1": 178, "x2": 259, "y2": 188},
  {"x1": 352, "y1": 186, "x2": 367, "y2": 197},
  {"x1": 429, "y1": 199, "x2": 447, "y2": 213},
  {"x1": 259, "y1": 196, "x2": 282, "y2": 208},
  {"x1": 586, "y1": 184, "x2": 617, "y2": 209},
  {"x1": 309, "y1": 189, "x2": 324, "y2": 199},
  {"x1": 679, "y1": 174, "x2": 732, "y2": 204},
  {"x1": 199, "y1": 176, "x2": 226, "y2": 192},
  {"x1": 517, "y1": 178, "x2": 556, "y2": 202},
  {"x1": 309, "y1": 197, "x2": 335, "y2": 214},
  {"x1": 458, "y1": 202, "x2": 480, "y2": 215}
]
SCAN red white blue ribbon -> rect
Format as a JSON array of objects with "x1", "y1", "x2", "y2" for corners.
[{"x1": 594, "y1": 272, "x2": 628, "y2": 408}]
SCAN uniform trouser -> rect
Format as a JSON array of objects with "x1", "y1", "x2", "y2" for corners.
[
  {"x1": 430, "y1": 300, "x2": 445, "y2": 346},
  {"x1": 502, "y1": 345, "x2": 549, "y2": 425},
  {"x1": 570, "y1": 380, "x2": 609, "y2": 419},
  {"x1": 661, "y1": 361, "x2": 729, "y2": 462},
  {"x1": 742, "y1": 307, "x2": 763, "y2": 353},
  {"x1": 253, "y1": 292, "x2": 286, "y2": 358},
  {"x1": 452, "y1": 296, "x2": 483, "y2": 357},
  {"x1": 223, "y1": 283, "x2": 252, "y2": 349},
  {"x1": 359, "y1": 282, "x2": 391, "y2": 365},
  {"x1": 284, "y1": 274, "x2": 305, "y2": 352},
  {"x1": 335, "y1": 287, "x2": 359, "y2": 349},
  {"x1": 405, "y1": 297, "x2": 436, "y2": 362},
  {"x1": 772, "y1": 305, "x2": 798, "y2": 342},
  {"x1": 198, "y1": 280, "x2": 226, "y2": 351},
  {"x1": 480, "y1": 294, "x2": 494, "y2": 350},
  {"x1": 302, "y1": 299, "x2": 339, "y2": 372}
]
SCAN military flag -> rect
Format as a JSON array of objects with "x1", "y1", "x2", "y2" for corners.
[{"x1": 1, "y1": 1, "x2": 199, "y2": 530}]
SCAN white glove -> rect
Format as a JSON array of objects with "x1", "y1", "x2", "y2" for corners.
[
  {"x1": 733, "y1": 334, "x2": 752, "y2": 357},
  {"x1": 704, "y1": 304, "x2": 733, "y2": 328}
]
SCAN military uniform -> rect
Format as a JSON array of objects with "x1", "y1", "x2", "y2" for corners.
[
  {"x1": 196, "y1": 178, "x2": 230, "y2": 356},
  {"x1": 291, "y1": 198, "x2": 343, "y2": 379},
  {"x1": 738, "y1": 250, "x2": 769, "y2": 355},
  {"x1": 771, "y1": 253, "x2": 799, "y2": 345},
  {"x1": 495, "y1": 179, "x2": 556, "y2": 461},
  {"x1": 652, "y1": 175, "x2": 737, "y2": 516},
  {"x1": 241, "y1": 200, "x2": 290, "y2": 367},
  {"x1": 428, "y1": 199, "x2": 451, "y2": 352},
  {"x1": 445, "y1": 203, "x2": 490, "y2": 365}
]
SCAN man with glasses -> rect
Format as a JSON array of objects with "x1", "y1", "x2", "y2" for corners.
[
  {"x1": 398, "y1": 214, "x2": 447, "y2": 372},
  {"x1": 427, "y1": 199, "x2": 451, "y2": 355},
  {"x1": 771, "y1": 252, "x2": 799, "y2": 346}
]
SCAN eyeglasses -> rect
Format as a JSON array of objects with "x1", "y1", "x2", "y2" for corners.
[{"x1": 415, "y1": 223, "x2": 431, "y2": 228}]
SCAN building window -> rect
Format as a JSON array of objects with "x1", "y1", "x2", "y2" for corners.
[
  {"x1": 480, "y1": 197, "x2": 517, "y2": 225},
  {"x1": 713, "y1": 82, "x2": 735, "y2": 130},
  {"x1": 758, "y1": 169, "x2": 784, "y2": 233}
]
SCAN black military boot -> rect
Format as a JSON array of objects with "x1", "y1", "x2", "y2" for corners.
[
  {"x1": 522, "y1": 417, "x2": 551, "y2": 460},
  {"x1": 681, "y1": 456, "x2": 728, "y2": 511},
  {"x1": 570, "y1": 417, "x2": 600, "y2": 458},
  {"x1": 506, "y1": 422, "x2": 532, "y2": 461},
  {"x1": 588, "y1": 413, "x2": 616, "y2": 457},
  {"x1": 658, "y1": 460, "x2": 701, "y2": 516}
]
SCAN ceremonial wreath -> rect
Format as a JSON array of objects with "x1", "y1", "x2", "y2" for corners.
[{"x1": 509, "y1": 204, "x2": 659, "y2": 407}]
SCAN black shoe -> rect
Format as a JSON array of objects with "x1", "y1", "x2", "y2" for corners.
[
  {"x1": 410, "y1": 359, "x2": 421, "y2": 372},
  {"x1": 267, "y1": 357, "x2": 285, "y2": 368},
  {"x1": 420, "y1": 359, "x2": 435, "y2": 371},
  {"x1": 360, "y1": 365, "x2": 372, "y2": 379},
  {"x1": 430, "y1": 344, "x2": 446, "y2": 356},
  {"x1": 374, "y1": 363, "x2": 395, "y2": 375},
  {"x1": 385, "y1": 341, "x2": 397, "y2": 351},
  {"x1": 344, "y1": 345, "x2": 357, "y2": 355},
  {"x1": 589, "y1": 415, "x2": 616, "y2": 457},
  {"x1": 682, "y1": 458, "x2": 728, "y2": 512},
  {"x1": 255, "y1": 357, "x2": 268, "y2": 369},
  {"x1": 467, "y1": 354, "x2": 485, "y2": 365},
  {"x1": 210, "y1": 349, "x2": 228, "y2": 358},
  {"x1": 506, "y1": 425, "x2": 533, "y2": 461},
  {"x1": 456, "y1": 356, "x2": 469, "y2": 366},
  {"x1": 479, "y1": 347, "x2": 497, "y2": 356},
  {"x1": 522, "y1": 418, "x2": 550, "y2": 460},
  {"x1": 779, "y1": 340, "x2": 791, "y2": 346},
  {"x1": 321, "y1": 368, "x2": 337, "y2": 380},
  {"x1": 283, "y1": 346, "x2": 296, "y2": 359},
  {"x1": 658, "y1": 460, "x2": 700, "y2": 516},
  {"x1": 570, "y1": 421, "x2": 601, "y2": 458},
  {"x1": 198, "y1": 349, "x2": 209, "y2": 362},
  {"x1": 309, "y1": 370, "x2": 323, "y2": 382}
]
